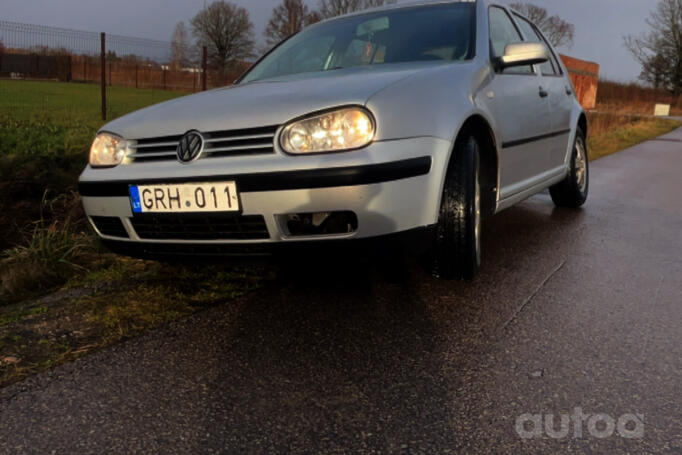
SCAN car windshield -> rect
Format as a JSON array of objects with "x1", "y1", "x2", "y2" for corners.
[{"x1": 240, "y1": 3, "x2": 476, "y2": 83}]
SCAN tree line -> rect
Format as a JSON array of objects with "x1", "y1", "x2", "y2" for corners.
[{"x1": 171, "y1": 0, "x2": 397, "y2": 74}]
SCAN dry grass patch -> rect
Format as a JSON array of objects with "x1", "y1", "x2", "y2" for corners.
[
  {"x1": 0, "y1": 260, "x2": 275, "y2": 387},
  {"x1": 587, "y1": 113, "x2": 681, "y2": 161},
  {"x1": 0, "y1": 192, "x2": 96, "y2": 302},
  {"x1": 596, "y1": 80, "x2": 682, "y2": 117}
]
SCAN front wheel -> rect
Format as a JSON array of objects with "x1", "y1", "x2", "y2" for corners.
[
  {"x1": 431, "y1": 134, "x2": 481, "y2": 280},
  {"x1": 550, "y1": 127, "x2": 589, "y2": 208}
]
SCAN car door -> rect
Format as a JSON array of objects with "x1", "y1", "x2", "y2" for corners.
[
  {"x1": 514, "y1": 14, "x2": 573, "y2": 169},
  {"x1": 487, "y1": 6, "x2": 552, "y2": 198}
]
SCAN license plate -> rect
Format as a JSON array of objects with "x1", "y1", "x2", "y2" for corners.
[{"x1": 129, "y1": 182, "x2": 239, "y2": 213}]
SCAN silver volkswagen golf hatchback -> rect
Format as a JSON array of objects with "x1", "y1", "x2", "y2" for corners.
[{"x1": 79, "y1": 0, "x2": 588, "y2": 279}]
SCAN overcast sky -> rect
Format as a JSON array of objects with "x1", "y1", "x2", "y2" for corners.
[{"x1": 1, "y1": 0, "x2": 660, "y2": 81}]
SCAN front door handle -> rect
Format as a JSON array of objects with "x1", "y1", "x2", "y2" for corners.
[
  {"x1": 539, "y1": 87, "x2": 549, "y2": 98},
  {"x1": 565, "y1": 86, "x2": 573, "y2": 96}
]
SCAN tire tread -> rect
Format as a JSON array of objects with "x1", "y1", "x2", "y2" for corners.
[{"x1": 432, "y1": 134, "x2": 480, "y2": 280}]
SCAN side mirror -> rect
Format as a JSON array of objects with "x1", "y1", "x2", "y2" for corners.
[{"x1": 498, "y1": 42, "x2": 549, "y2": 69}]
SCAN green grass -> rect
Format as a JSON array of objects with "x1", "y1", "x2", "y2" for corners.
[
  {"x1": 1, "y1": 217, "x2": 92, "y2": 300},
  {"x1": 0, "y1": 81, "x2": 189, "y2": 299},
  {"x1": 0, "y1": 81, "x2": 187, "y2": 251},
  {"x1": 0, "y1": 80, "x2": 186, "y2": 192},
  {"x1": 0, "y1": 80, "x2": 275, "y2": 387},
  {"x1": 0, "y1": 79, "x2": 186, "y2": 121}
]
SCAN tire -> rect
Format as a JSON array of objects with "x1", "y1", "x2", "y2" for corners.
[
  {"x1": 549, "y1": 127, "x2": 589, "y2": 208},
  {"x1": 431, "y1": 134, "x2": 481, "y2": 280}
]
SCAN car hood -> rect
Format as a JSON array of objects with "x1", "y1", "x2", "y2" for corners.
[{"x1": 103, "y1": 62, "x2": 445, "y2": 139}]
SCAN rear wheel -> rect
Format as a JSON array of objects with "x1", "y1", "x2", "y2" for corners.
[
  {"x1": 431, "y1": 134, "x2": 481, "y2": 280},
  {"x1": 550, "y1": 127, "x2": 589, "y2": 208}
]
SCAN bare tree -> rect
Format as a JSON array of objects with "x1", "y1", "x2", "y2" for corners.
[
  {"x1": 190, "y1": 1, "x2": 255, "y2": 73},
  {"x1": 509, "y1": 3, "x2": 575, "y2": 48},
  {"x1": 171, "y1": 22, "x2": 191, "y2": 69},
  {"x1": 625, "y1": 0, "x2": 682, "y2": 100},
  {"x1": 318, "y1": 0, "x2": 396, "y2": 18},
  {"x1": 264, "y1": 0, "x2": 322, "y2": 47},
  {"x1": 641, "y1": 53, "x2": 670, "y2": 92},
  {"x1": 319, "y1": 0, "x2": 361, "y2": 17}
]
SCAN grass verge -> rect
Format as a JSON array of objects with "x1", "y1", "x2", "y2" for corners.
[
  {"x1": 587, "y1": 113, "x2": 681, "y2": 161},
  {"x1": 0, "y1": 258, "x2": 275, "y2": 387},
  {"x1": 0, "y1": 80, "x2": 276, "y2": 388},
  {"x1": 0, "y1": 80, "x2": 186, "y2": 251}
]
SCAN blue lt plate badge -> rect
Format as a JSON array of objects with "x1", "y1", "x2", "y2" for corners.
[{"x1": 129, "y1": 185, "x2": 143, "y2": 213}]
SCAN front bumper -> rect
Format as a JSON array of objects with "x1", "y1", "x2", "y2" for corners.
[
  {"x1": 78, "y1": 136, "x2": 452, "y2": 254},
  {"x1": 98, "y1": 226, "x2": 437, "y2": 260}
]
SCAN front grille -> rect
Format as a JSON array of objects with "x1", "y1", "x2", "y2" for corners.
[
  {"x1": 127, "y1": 125, "x2": 279, "y2": 162},
  {"x1": 130, "y1": 214, "x2": 270, "y2": 240},
  {"x1": 91, "y1": 216, "x2": 129, "y2": 238}
]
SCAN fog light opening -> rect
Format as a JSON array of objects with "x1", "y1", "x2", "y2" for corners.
[{"x1": 284, "y1": 211, "x2": 358, "y2": 236}]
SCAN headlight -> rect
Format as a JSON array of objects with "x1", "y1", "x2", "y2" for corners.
[
  {"x1": 280, "y1": 107, "x2": 375, "y2": 154},
  {"x1": 89, "y1": 133, "x2": 127, "y2": 167}
]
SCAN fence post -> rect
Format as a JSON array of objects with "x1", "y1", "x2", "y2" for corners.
[
  {"x1": 202, "y1": 46, "x2": 207, "y2": 91},
  {"x1": 163, "y1": 68, "x2": 166, "y2": 90},
  {"x1": 83, "y1": 58, "x2": 87, "y2": 82},
  {"x1": 101, "y1": 32, "x2": 106, "y2": 121},
  {"x1": 193, "y1": 69, "x2": 197, "y2": 93},
  {"x1": 109, "y1": 61, "x2": 112, "y2": 86},
  {"x1": 135, "y1": 65, "x2": 138, "y2": 89}
]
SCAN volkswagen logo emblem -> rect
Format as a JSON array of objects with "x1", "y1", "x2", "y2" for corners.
[{"x1": 177, "y1": 131, "x2": 204, "y2": 163}]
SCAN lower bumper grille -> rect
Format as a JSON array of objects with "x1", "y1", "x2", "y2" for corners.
[
  {"x1": 91, "y1": 216, "x2": 129, "y2": 238},
  {"x1": 130, "y1": 214, "x2": 269, "y2": 241}
]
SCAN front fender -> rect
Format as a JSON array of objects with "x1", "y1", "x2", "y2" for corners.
[
  {"x1": 367, "y1": 62, "x2": 474, "y2": 141},
  {"x1": 366, "y1": 60, "x2": 502, "y2": 223}
]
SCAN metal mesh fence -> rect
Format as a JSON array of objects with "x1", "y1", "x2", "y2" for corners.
[
  {"x1": 0, "y1": 20, "x2": 101, "y2": 56},
  {"x1": 0, "y1": 20, "x2": 248, "y2": 121}
]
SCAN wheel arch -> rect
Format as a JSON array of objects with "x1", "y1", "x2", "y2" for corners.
[
  {"x1": 451, "y1": 114, "x2": 499, "y2": 219},
  {"x1": 578, "y1": 112, "x2": 588, "y2": 138}
]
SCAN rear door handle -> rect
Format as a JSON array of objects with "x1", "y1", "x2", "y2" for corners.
[{"x1": 539, "y1": 87, "x2": 549, "y2": 98}]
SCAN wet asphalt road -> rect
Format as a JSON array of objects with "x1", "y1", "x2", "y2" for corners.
[{"x1": 1, "y1": 129, "x2": 681, "y2": 454}]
